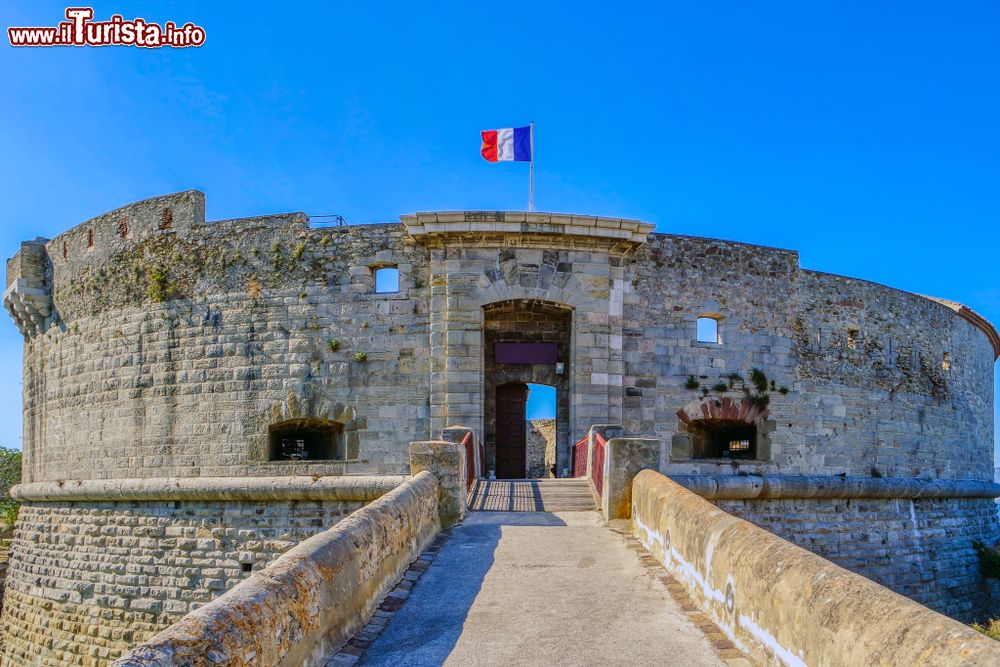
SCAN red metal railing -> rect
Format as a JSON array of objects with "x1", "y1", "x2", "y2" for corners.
[
  {"x1": 572, "y1": 435, "x2": 588, "y2": 477},
  {"x1": 461, "y1": 431, "x2": 476, "y2": 491},
  {"x1": 592, "y1": 433, "x2": 607, "y2": 497}
]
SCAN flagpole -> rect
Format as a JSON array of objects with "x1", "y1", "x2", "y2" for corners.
[{"x1": 528, "y1": 121, "x2": 534, "y2": 212}]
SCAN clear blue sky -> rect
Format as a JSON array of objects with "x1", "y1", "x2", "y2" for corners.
[{"x1": 2, "y1": 2, "x2": 999, "y2": 457}]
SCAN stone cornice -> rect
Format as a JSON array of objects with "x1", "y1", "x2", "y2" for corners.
[
  {"x1": 668, "y1": 474, "x2": 1000, "y2": 500},
  {"x1": 12, "y1": 475, "x2": 408, "y2": 503},
  {"x1": 401, "y1": 211, "x2": 655, "y2": 247}
]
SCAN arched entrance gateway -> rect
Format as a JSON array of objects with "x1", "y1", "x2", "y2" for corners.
[
  {"x1": 484, "y1": 300, "x2": 572, "y2": 478},
  {"x1": 407, "y1": 210, "x2": 655, "y2": 479}
]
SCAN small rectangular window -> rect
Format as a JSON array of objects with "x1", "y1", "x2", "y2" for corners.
[
  {"x1": 847, "y1": 329, "x2": 858, "y2": 350},
  {"x1": 697, "y1": 317, "x2": 720, "y2": 344},
  {"x1": 942, "y1": 352, "x2": 951, "y2": 370},
  {"x1": 375, "y1": 266, "x2": 399, "y2": 293}
]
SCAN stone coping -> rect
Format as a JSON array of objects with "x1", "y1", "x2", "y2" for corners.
[
  {"x1": 401, "y1": 211, "x2": 654, "y2": 245},
  {"x1": 668, "y1": 474, "x2": 1000, "y2": 500},
  {"x1": 111, "y1": 471, "x2": 440, "y2": 667},
  {"x1": 632, "y1": 470, "x2": 1000, "y2": 666},
  {"x1": 11, "y1": 475, "x2": 408, "y2": 503}
]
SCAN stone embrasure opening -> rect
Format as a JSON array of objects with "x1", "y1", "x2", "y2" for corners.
[
  {"x1": 687, "y1": 419, "x2": 757, "y2": 460},
  {"x1": 268, "y1": 418, "x2": 344, "y2": 461}
]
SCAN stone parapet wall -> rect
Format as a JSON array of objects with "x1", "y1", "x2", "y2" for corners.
[
  {"x1": 631, "y1": 469, "x2": 1000, "y2": 666},
  {"x1": 667, "y1": 474, "x2": 1000, "y2": 618},
  {"x1": 0, "y1": 475, "x2": 407, "y2": 666},
  {"x1": 110, "y1": 471, "x2": 440, "y2": 667},
  {"x1": 713, "y1": 495, "x2": 1000, "y2": 620}
]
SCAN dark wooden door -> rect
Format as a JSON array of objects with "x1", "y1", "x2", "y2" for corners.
[{"x1": 495, "y1": 383, "x2": 529, "y2": 479}]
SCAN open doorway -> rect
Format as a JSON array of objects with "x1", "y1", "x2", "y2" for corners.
[
  {"x1": 483, "y1": 299, "x2": 572, "y2": 478},
  {"x1": 526, "y1": 384, "x2": 557, "y2": 478}
]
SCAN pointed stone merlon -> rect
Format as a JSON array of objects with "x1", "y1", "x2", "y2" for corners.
[
  {"x1": 409, "y1": 441, "x2": 467, "y2": 527},
  {"x1": 5, "y1": 240, "x2": 51, "y2": 336},
  {"x1": 601, "y1": 437, "x2": 662, "y2": 521}
]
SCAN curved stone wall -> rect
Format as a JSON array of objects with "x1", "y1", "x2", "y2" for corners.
[
  {"x1": 626, "y1": 233, "x2": 997, "y2": 480},
  {"x1": 3, "y1": 196, "x2": 997, "y2": 661},
  {"x1": 7, "y1": 195, "x2": 996, "y2": 484},
  {"x1": 13, "y1": 192, "x2": 432, "y2": 483}
]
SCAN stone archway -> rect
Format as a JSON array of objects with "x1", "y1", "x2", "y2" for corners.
[{"x1": 484, "y1": 299, "x2": 572, "y2": 477}]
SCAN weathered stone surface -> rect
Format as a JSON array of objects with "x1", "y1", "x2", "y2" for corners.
[
  {"x1": 600, "y1": 437, "x2": 661, "y2": 520},
  {"x1": 11, "y1": 475, "x2": 406, "y2": 503},
  {"x1": 669, "y1": 474, "x2": 1000, "y2": 500},
  {"x1": 526, "y1": 419, "x2": 556, "y2": 478},
  {"x1": 408, "y1": 442, "x2": 465, "y2": 528},
  {"x1": 109, "y1": 471, "x2": 439, "y2": 667},
  {"x1": 631, "y1": 469, "x2": 1000, "y2": 666}
]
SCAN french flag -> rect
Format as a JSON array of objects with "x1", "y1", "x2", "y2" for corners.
[{"x1": 481, "y1": 126, "x2": 532, "y2": 162}]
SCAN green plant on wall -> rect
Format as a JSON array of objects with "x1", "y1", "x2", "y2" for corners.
[
  {"x1": 327, "y1": 339, "x2": 340, "y2": 352},
  {"x1": 354, "y1": 351, "x2": 368, "y2": 362},
  {"x1": 0, "y1": 446, "x2": 22, "y2": 531},
  {"x1": 685, "y1": 376, "x2": 700, "y2": 390},
  {"x1": 972, "y1": 619, "x2": 1000, "y2": 641},
  {"x1": 974, "y1": 540, "x2": 1000, "y2": 579},
  {"x1": 147, "y1": 268, "x2": 171, "y2": 303}
]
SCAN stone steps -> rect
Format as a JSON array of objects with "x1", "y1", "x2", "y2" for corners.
[{"x1": 468, "y1": 478, "x2": 597, "y2": 512}]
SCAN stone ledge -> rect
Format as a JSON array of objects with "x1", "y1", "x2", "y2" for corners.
[
  {"x1": 668, "y1": 474, "x2": 1000, "y2": 500},
  {"x1": 11, "y1": 475, "x2": 408, "y2": 503}
]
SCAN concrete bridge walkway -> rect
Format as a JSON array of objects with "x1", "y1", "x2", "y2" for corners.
[{"x1": 350, "y1": 511, "x2": 730, "y2": 666}]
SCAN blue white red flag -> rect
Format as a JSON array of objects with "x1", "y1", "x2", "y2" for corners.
[{"x1": 481, "y1": 126, "x2": 532, "y2": 162}]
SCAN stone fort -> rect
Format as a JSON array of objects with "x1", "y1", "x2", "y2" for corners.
[{"x1": 2, "y1": 190, "x2": 1000, "y2": 666}]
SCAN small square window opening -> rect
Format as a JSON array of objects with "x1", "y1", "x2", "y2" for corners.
[
  {"x1": 374, "y1": 266, "x2": 399, "y2": 294},
  {"x1": 697, "y1": 317, "x2": 720, "y2": 344}
]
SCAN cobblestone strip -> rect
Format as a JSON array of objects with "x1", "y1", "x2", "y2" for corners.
[
  {"x1": 623, "y1": 536, "x2": 755, "y2": 667},
  {"x1": 323, "y1": 529, "x2": 452, "y2": 666}
]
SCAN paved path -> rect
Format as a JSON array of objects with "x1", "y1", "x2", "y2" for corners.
[{"x1": 359, "y1": 511, "x2": 727, "y2": 666}]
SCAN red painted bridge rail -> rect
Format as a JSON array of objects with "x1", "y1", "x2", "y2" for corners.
[
  {"x1": 592, "y1": 433, "x2": 606, "y2": 497},
  {"x1": 570, "y1": 429, "x2": 607, "y2": 497},
  {"x1": 461, "y1": 431, "x2": 477, "y2": 491},
  {"x1": 572, "y1": 435, "x2": 588, "y2": 477}
]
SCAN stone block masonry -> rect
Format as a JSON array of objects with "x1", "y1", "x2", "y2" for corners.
[
  {"x1": 0, "y1": 476, "x2": 408, "y2": 666},
  {"x1": 110, "y1": 449, "x2": 457, "y2": 666},
  {"x1": 4, "y1": 192, "x2": 1000, "y2": 659}
]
